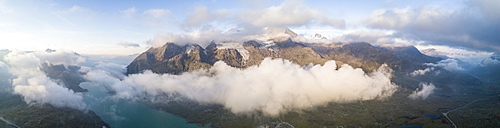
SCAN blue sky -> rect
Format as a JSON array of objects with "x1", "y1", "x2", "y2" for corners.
[{"x1": 0, "y1": 0, "x2": 498, "y2": 57}]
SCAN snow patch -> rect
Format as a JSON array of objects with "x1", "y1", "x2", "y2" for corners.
[
  {"x1": 215, "y1": 41, "x2": 250, "y2": 61},
  {"x1": 185, "y1": 45, "x2": 196, "y2": 54}
]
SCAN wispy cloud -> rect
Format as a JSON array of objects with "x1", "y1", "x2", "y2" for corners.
[
  {"x1": 364, "y1": 0, "x2": 500, "y2": 52},
  {"x1": 121, "y1": 7, "x2": 137, "y2": 18},
  {"x1": 184, "y1": 5, "x2": 232, "y2": 27},
  {"x1": 57, "y1": 5, "x2": 96, "y2": 21},
  {"x1": 67, "y1": 5, "x2": 91, "y2": 13},
  {"x1": 121, "y1": 7, "x2": 173, "y2": 27},
  {"x1": 241, "y1": 0, "x2": 345, "y2": 28},
  {"x1": 117, "y1": 41, "x2": 140, "y2": 48},
  {"x1": 0, "y1": 0, "x2": 13, "y2": 13},
  {"x1": 144, "y1": 9, "x2": 170, "y2": 18},
  {"x1": 426, "y1": 59, "x2": 464, "y2": 71}
]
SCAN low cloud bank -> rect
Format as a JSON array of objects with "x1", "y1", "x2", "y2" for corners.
[
  {"x1": 0, "y1": 49, "x2": 401, "y2": 115},
  {"x1": 410, "y1": 67, "x2": 435, "y2": 76},
  {"x1": 1, "y1": 50, "x2": 87, "y2": 110},
  {"x1": 426, "y1": 59, "x2": 464, "y2": 71},
  {"x1": 408, "y1": 83, "x2": 436, "y2": 100},
  {"x1": 0, "y1": 62, "x2": 13, "y2": 88},
  {"x1": 87, "y1": 58, "x2": 398, "y2": 116}
]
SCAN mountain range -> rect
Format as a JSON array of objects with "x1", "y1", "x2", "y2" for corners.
[
  {"x1": 126, "y1": 28, "x2": 486, "y2": 89},
  {"x1": 127, "y1": 28, "x2": 441, "y2": 75},
  {"x1": 124, "y1": 28, "x2": 496, "y2": 127}
]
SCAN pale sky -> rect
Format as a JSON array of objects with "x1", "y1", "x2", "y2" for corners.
[{"x1": 0, "y1": 0, "x2": 498, "y2": 55}]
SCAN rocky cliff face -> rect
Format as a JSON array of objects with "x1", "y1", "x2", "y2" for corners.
[{"x1": 127, "y1": 43, "x2": 212, "y2": 74}]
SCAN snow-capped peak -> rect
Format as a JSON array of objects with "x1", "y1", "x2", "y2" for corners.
[{"x1": 310, "y1": 33, "x2": 327, "y2": 40}]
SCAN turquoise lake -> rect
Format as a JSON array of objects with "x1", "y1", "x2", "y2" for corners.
[{"x1": 81, "y1": 82, "x2": 204, "y2": 128}]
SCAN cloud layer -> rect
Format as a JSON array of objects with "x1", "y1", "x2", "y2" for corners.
[
  {"x1": 241, "y1": 0, "x2": 345, "y2": 28},
  {"x1": 1, "y1": 50, "x2": 87, "y2": 110},
  {"x1": 87, "y1": 58, "x2": 398, "y2": 116},
  {"x1": 426, "y1": 59, "x2": 464, "y2": 71},
  {"x1": 117, "y1": 41, "x2": 140, "y2": 48},
  {"x1": 127, "y1": 0, "x2": 499, "y2": 55},
  {"x1": 365, "y1": 0, "x2": 500, "y2": 52}
]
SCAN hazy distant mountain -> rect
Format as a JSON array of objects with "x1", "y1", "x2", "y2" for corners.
[
  {"x1": 310, "y1": 33, "x2": 327, "y2": 40},
  {"x1": 420, "y1": 48, "x2": 448, "y2": 59},
  {"x1": 420, "y1": 48, "x2": 484, "y2": 59},
  {"x1": 469, "y1": 53, "x2": 500, "y2": 83}
]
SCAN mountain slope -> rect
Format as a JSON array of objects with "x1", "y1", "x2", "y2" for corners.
[{"x1": 127, "y1": 40, "x2": 441, "y2": 75}]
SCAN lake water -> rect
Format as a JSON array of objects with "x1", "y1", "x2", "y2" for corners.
[{"x1": 80, "y1": 82, "x2": 204, "y2": 128}]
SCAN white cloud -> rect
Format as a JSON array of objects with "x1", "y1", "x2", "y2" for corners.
[
  {"x1": 3, "y1": 50, "x2": 86, "y2": 110},
  {"x1": 68, "y1": 5, "x2": 91, "y2": 13},
  {"x1": 426, "y1": 59, "x2": 464, "y2": 71},
  {"x1": 364, "y1": 4, "x2": 500, "y2": 52},
  {"x1": 416, "y1": 44, "x2": 493, "y2": 66},
  {"x1": 366, "y1": 8, "x2": 413, "y2": 29},
  {"x1": 87, "y1": 58, "x2": 398, "y2": 116},
  {"x1": 136, "y1": 0, "x2": 350, "y2": 48},
  {"x1": 140, "y1": 9, "x2": 172, "y2": 27},
  {"x1": 33, "y1": 50, "x2": 86, "y2": 66},
  {"x1": 56, "y1": 5, "x2": 96, "y2": 21},
  {"x1": 146, "y1": 29, "x2": 226, "y2": 48},
  {"x1": 121, "y1": 7, "x2": 137, "y2": 18},
  {"x1": 184, "y1": 6, "x2": 232, "y2": 27},
  {"x1": 143, "y1": 9, "x2": 171, "y2": 18},
  {"x1": 117, "y1": 41, "x2": 140, "y2": 48},
  {"x1": 146, "y1": 27, "x2": 317, "y2": 48},
  {"x1": 242, "y1": 0, "x2": 345, "y2": 28},
  {"x1": 122, "y1": 7, "x2": 173, "y2": 27},
  {"x1": 339, "y1": 29, "x2": 397, "y2": 44},
  {"x1": 408, "y1": 82, "x2": 436, "y2": 100},
  {"x1": 0, "y1": 61, "x2": 12, "y2": 86},
  {"x1": 410, "y1": 67, "x2": 434, "y2": 76},
  {"x1": 468, "y1": 0, "x2": 500, "y2": 22}
]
